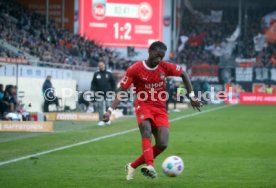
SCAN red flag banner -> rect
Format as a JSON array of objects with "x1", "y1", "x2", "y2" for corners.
[{"x1": 188, "y1": 33, "x2": 206, "y2": 46}]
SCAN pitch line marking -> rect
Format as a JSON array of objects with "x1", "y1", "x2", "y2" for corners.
[{"x1": 0, "y1": 105, "x2": 233, "y2": 167}]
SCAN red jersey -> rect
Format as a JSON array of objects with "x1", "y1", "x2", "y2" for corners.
[{"x1": 120, "y1": 61, "x2": 182, "y2": 108}]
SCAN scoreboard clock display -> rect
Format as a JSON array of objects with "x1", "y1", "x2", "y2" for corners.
[{"x1": 79, "y1": 0, "x2": 163, "y2": 48}]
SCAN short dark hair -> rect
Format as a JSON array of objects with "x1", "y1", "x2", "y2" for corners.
[
  {"x1": 149, "y1": 41, "x2": 167, "y2": 51},
  {"x1": 5, "y1": 85, "x2": 13, "y2": 92}
]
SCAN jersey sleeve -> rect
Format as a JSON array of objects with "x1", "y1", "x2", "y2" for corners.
[
  {"x1": 120, "y1": 66, "x2": 134, "y2": 89},
  {"x1": 164, "y1": 62, "x2": 183, "y2": 77}
]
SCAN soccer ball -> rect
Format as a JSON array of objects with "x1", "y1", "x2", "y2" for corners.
[{"x1": 162, "y1": 156, "x2": 184, "y2": 177}]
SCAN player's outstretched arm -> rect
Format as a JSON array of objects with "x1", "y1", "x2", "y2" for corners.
[
  {"x1": 103, "y1": 86, "x2": 127, "y2": 122},
  {"x1": 180, "y1": 71, "x2": 202, "y2": 111}
]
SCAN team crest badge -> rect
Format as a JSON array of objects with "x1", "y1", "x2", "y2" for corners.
[
  {"x1": 92, "y1": 0, "x2": 106, "y2": 20},
  {"x1": 121, "y1": 76, "x2": 128, "y2": 84},
  {"x1": 140, "y1": 114, "x2": 144, "y2": 119}
]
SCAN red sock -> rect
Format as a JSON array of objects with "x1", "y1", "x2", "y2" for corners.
[
  {"x1": 142, "y1": 138, "x2": 153, "y2": 166},
  {"x1": 130, "y1": 155, "x2": 144, "y2": 169},
  {"x1": 131, "y1": 145, "x2": 164, "y2": 168}
]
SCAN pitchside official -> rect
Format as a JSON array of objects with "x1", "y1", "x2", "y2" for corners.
[
  {"x1": 42, "y1": 75, "x2": 59, "y2": 112},
  {"x1": 91, "y1": 62, "x2": 116, "y2": 126}
]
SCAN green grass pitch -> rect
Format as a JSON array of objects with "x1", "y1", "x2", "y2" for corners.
[{"x1": 0, "y1": 104, "x2": 275, "y2": 188}]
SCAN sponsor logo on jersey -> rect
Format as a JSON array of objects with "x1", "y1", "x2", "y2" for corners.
[{"x1": 145, "y1": 81, "x2": 164, "y2": 89}]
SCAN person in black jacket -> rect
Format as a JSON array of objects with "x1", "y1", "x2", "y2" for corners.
[
  {"x1": 91, "y1": 62, "x2": 116, "y2": 126},
  {"x1": 42, "y1": 75, "x2": 59, "y2": 112},
  {"x1": 0, "y1": 85, "x2": 16, "y2": 115},
  {"x1": 0, "y1": 84, "x2": 4, "y2": 101}
]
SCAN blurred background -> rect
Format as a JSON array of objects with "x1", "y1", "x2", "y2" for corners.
[
  {"x1": 0, "y1": 1, "x2": 276, "y2": 187},
  {"x1": 0, "y1": 0, "x2": 276, "y2": 119}
]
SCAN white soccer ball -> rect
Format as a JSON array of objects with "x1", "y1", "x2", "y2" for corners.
[{"x1": 162, "y1": 156, "x2": 184, "y2": 177}]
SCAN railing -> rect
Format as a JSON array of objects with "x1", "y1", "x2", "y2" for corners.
[
  {"x1": 0, "y1": 58, "x2": 98, "y2": 72},
  {"x1": 28, "y1": 59, "x2": 98, "y2": 72},
  {"x1": 0, "y1": 39, "x2": 39, "y2": 61}
]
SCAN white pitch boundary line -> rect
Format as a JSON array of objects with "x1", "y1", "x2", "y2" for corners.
[{"x1": 0, "y1": 105, "x2": 233, "y2": 167}]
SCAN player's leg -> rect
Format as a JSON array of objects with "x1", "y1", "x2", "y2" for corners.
[
  {"x1": 152, "y1": 126, "x2": 169, "y2": 156},
  {"x1": 137, "y1": 126, "x2": 168, "y2": 179},
  {"x1": 129, "y1": 126, "x2": 169, "y2": 171},
  {"x1": 130, "y1": 107, "x2": 169, "y2": 159},
  {"x1": 129, "y1": 127, "x2": 155, "y2": 170},
  {"x1": 126, "y1": 119, "x2": 156, "y2": 179},
  {"x1": 130, "y1": 119, "x2": 157, "y2": 178},
  {"x1": 138, "y1": 119, "x2": 157, "y2": 178},
  {"x1": 126, "y1": 105, "x2": 157, "y2": 180},
  {"x1": 151, "y1": 104, "x2": 170, "y2": 155},
  {"x1": 139, "y1": 119, "x2": 154, "y2": 166},
  {"x1": 154, "y1": 126, "x2": 169, "y2": 152}
]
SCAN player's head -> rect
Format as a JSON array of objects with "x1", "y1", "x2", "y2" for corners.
[
  {"x1": 98, "y1": 61, "x2": 106, "y2": 71},
  {"x1": 5, "y1": 85, "x2": 13, "y2": 94},
  {"x1": 46, "y1": 75, "x2": 52, "y2": 81},
  {"x1": 148, "y1": 41, "x2": 167, "y2": 67},
  {"x1": 149, "y1": 41, "x2": 167, "y2": 52}
]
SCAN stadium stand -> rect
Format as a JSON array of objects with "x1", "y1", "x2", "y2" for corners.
[
  {"x1": 177, "y1": 0, "x2": 276, "y2": 68},
  {"x1": 0, "y1": 46, "x2": 25, "y2": 59},
  {"x1": 1, "y1": 0, "x2": 275, "y2": 71},
  {"x1": 0, "y1": 0, "x2": 131, "y2": 70}
]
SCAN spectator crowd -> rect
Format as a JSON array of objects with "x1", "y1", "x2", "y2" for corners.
[
  {"x1": 0, "y1": 83, "x2": 20, "y2": 120},
  {"x1": 0, "y1": 46, "x2": 25, "y2": 59},
  {"x1": 0, "y1": 0, "x2": 131, "y2": 70},
  {"x1": 1, "y1": 0, "x2": 275, "y2": 70},
  {"x1": 176, "y1": 0, "x2": 276, "y2": 68}
]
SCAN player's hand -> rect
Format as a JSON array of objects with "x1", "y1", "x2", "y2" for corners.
[
  {"x1": 190, "y1": 97, "x2": 203, "y2": 112},
  {"x1": 103, "y1": 111, "x2": 111, "y2": 122}
]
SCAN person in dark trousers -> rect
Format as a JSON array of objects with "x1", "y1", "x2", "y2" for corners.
[
  {"x1": 0, "y1": 84, "x2": 3, "y2": 119},
  {"x1": 1, "y1": 85, "x2": 16, "y2": 113},
  {"x1": 42, "y1": 75, "x2": 59, "y2": 112},
  {"x1": 166, "y1": 78, "x2": 176, "y2": 112},
  {"x1": 91, "y1": 61, "x2": 116, "y2": 126},
  {"x1": 0, "y1": 84, "x2": 4, "y2": 101}
]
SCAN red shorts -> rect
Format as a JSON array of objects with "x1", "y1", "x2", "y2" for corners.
[{"x1": 135, "y1": 104, "x2": 169, "y2": 127}]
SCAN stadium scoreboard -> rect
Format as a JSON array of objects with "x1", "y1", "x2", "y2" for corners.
[{"x1": 79, "y1": 0, "x2": 163, "y2": 48}]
